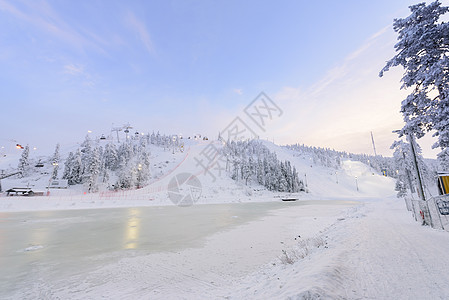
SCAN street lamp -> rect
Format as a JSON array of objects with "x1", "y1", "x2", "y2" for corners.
[{"x1": 172, "y1": 136, "x2": 176, "y2": 154}]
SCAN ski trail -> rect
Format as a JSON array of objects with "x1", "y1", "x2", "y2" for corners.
[{"x1": 338, "y1": 199, "x2": 449, "y2": 299}]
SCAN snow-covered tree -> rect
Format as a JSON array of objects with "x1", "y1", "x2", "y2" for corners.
[
  {"x1": 69, "y1": 149, "x2": 83, "y2": 185},
  {"x1": 17, "y1": 145, "x2": 30, "y2": 177},
  {"x1": 80, "y1": 135, "x2": 93, "y2": 178},
  {"x1": 51, "y1": 143, "x2": 60, "y2": 180},
  {"x1": 380, "y1": 1, "x2": 449, "y2": 169},
  {"x1": 223, "y1": 140, "x2": 302, "y2": 193},
  {"x1": 116, "y1": 160, "x2": 137, "y2": 189},
  {"x1": 62, "y1": 151, "x2": 74, "y2": 182},
  {"x1": 391, "y1": 138, "x2": 435, "y2": 196},
  {"x1": 118, "y1": 142, "x2": 134, "y2": 166},
  {"x1": 86, "y1": 147, "x2": 101, "y2": 192},
  {"x1": 391, "y1": 140, "x2": 415, "y2": 195},
  {"x1": 103, "y1": 142, "x2": 119, "y2": 171},
  {"x1": 438, "y1": 148, "x2": 449, "y2": 170},
  {"x1": 395, "y1": 180, "x2": 408, "y2": 198}
]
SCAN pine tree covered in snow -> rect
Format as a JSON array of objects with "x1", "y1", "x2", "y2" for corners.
[
  {"x1": 80, "y1": 135, "x2": 93, "y2": 180},
  {"x1": 69, "y1": 149, "x2": 83, "y2": 185},
  {"x1": 380, "y1": 1, "x2": 449, "y2": 169},
  {"x1": 135, "y1": 142, "x2": 151, "y2": 188},
  {"x1": 51, "y1": 143, "x2": 60, "y2": 180},
  {"x1": 395, "y1": 180, "x2": 408, "y2": 198},
  {"x1": 86, "y1": 147, "x2": 101, "y2": 192},
  {"x1": 222, "y1": 141, "x2": 304, "y2": 193},
  {"x1": 103, "y1": 142, "x2": 119, "y2": 171},
  {"x1": 62, "y1": 151, "x2": 74, "y2": 182},
  {"x1": 116, "y1": 160, "x2": 137, "y2": 189},
  {"x1": 391, "y1": 139, "x2": 436, "y2": 197},
  {"x1": 59, "y1": 131, "x2": 157, "y2": 191},
  {"x1": 17, "y1": 145, "x2": 30, "y2": 177}
]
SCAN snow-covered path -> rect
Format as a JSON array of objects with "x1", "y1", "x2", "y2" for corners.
[
  {"x1": 225, "y1": 197, "x2": 449, "y2": 299},
  {"x1": 339, "y1": 199, "x2": 449, "y2": 299}
]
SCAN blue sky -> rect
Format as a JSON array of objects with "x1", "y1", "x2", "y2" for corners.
[{"x1": 0, "y1": 0, "x2": 444, "y2": 157}]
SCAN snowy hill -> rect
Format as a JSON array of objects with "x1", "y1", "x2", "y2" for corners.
[
  {"x1": 0, "y1": 137, "x2": 396, "y2": 212},
  {"x1": 262, "y1": 140, "x2": 395, "y2": 199}
]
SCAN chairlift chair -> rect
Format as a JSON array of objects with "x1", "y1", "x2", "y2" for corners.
[{"x1": 35, "y1": 160, "x2": 44, "y2": 168}]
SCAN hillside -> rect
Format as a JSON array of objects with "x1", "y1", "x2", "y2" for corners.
[{"x1": 0, "y1": 137, "x2": 395, "y2": 212}]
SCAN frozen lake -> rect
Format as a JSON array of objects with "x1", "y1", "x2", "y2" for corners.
[{"x1": 0, "y1": 200, "x2": 354, "y2": 298}]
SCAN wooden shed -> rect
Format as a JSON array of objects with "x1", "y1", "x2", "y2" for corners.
[{"x1": 5, "y1": 188, "x2": 44, "y2": 196}]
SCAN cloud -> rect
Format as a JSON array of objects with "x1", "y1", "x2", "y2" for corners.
[
  {"x1": 63, "y1": 64, "x2": 84, "y2": 76},
  {"x1": 124, "y1": 11, "x2": 155, "y2": 55},
  {"x1": 0, "y1": 0, "x2": 106, "y2": 54},
  {"x1": 62, "y1": 63, "x2": 95, "y2": 87},
  {"x1": 233, "y1": 88, "x2": 243, "y2": 95},
  {"x1": 307, "y1": 26, "x2": 393, "y2": 99},
  {"x1": 266, "y1": 25, "x2": 438, "y2": 158}
]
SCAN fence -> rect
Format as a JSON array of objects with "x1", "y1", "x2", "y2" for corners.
[{"x1": 405, "y1": 195, "x2": 449, "y2": 231}]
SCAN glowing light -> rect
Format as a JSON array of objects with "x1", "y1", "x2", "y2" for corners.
[{"x1": 124, "y1": 208, "x2": 141, "y2": 249}]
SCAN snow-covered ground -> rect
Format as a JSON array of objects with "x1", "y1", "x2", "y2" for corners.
[
  {"x1": 5, "y1": 196, "x2": 448, "y2": 299},
  {"x1": 1, "y1": 140, "x2": 448, "y2": 299}
]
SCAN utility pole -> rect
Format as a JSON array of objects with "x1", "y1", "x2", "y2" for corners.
[
  {"x1": 408, "y1": 134, "x2": 425, "y2": 201},
  {"x1": 111, "y1": 126, "x2": 122, "y2": 142},
  {"x1": 371, "y1": 131, "x2": 377, "y2": 157},
  {"x1": 408, "y1": 133, "x2": 433, "y2": 226}
]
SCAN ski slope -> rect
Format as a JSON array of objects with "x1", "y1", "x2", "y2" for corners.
[{"x1": 0, "y1": 139, "x2": 395, "y2": 212}]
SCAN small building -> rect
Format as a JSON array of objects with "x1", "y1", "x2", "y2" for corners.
[
  {"x1": 5, "y1": 188, "x2": 44, "y2": 197},
  {"x1": 47, "y1": 179, "x2": 69, "y2": 189}
]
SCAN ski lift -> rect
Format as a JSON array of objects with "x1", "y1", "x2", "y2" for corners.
[
  {"x1": 100, "y1": 134, "x2": 106, "y2": 140},
  {"x1": 16, "y1": 144, "x2": 24, "y2": 149},
  {"x1": 35, "y1": 160, "x2": 44, "y2": 168},
  {"x1": 135, "y1": 131, "x2": 139, "y2": 136}
]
